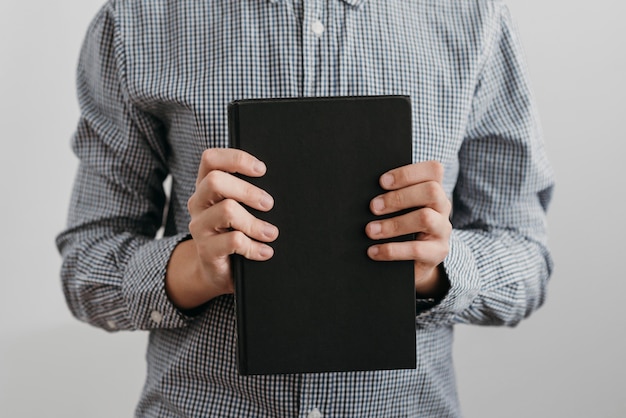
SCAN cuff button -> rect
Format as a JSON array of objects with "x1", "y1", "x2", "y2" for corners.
[{"x1": 150, "y1": 310, "x2": 163, "y2": 324}]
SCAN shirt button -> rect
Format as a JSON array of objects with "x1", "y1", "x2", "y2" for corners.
[
  {"x1": 106, "y1": 320, "x2": 117, "y2": 330},
  {"x1": 311, "y1": 20, "x2": 324, "y2": 37},
  {"x1": 307, "y1": 408, "x2": 323, "y2": 418},
  {"x1": 150, "y1": 310, "x2": 163, "y2": 324}
]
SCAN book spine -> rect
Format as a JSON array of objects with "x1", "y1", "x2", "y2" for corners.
[
  {"x1": 232, "y1": 254, "x2": 248, "y2": 375},
  {"x1": 227, "y1": 102, "x2": 240, "y2": 150},
  {"x1": 227, "y1": 102, "x2": 249, "y2": 375}
]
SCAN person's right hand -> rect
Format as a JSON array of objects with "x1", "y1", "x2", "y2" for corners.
[{"x1": 165, "y1": 148, "x2": 279, "y2": 310}]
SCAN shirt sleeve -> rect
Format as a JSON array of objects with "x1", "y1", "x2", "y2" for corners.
[
  {"x1": 55, "y1": 3, "x2": 191, "y2": 332},
  {"x1": 416, "y1": 3, "x2": 554, "y2": 328}
]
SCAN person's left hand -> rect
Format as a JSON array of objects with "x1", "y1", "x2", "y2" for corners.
[{"x1": 365, "y1": 160, "x2": 452, "y2": 299}]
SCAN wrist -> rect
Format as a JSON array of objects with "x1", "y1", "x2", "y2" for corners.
[
  {"x1": 414, "y1": 263, "x2": 449, "y2": 301},
  {"x1": 165, "y1": 239, "x2": 227, "y2": 310}
]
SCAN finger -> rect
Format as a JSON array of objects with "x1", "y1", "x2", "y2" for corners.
[
  {"x1": 366, "y1": 207, "x2": 451, "y2": 241},
  {"x1": 379, "y1": 160, "x2": 444, "y2": 191},
  {"x1": 367, "y1": 238, "x2": 449, "y2": 264},
  {"x1": 189, "y1": 170, "x2": 274, "y2": 213},
  {"x1": 189, "y1": 198, "x2": 279, "y2": 242},
  {"x1": 370, "y1": 181, "x2": 451, "y2": 216},
  {"x1": 196, "y1": 148, "x2": 266, "y2": 188},
  {"x1": 211, "y1": 230, "x2": 275, "y2": 261}
]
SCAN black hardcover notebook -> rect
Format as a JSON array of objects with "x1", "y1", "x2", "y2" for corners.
[{"x1": 228, "y1": 95, "x2": 416, "y2": 375}]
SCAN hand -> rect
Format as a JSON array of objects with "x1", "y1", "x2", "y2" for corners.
[
  {"x1": 365, "y1": 161, "x2": 452, "y2": 299},
  {"x1": 165, "y1": 148, "x2": 279, "y2": 310}
]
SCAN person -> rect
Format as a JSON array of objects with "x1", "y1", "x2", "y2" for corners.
[{"x1": 56, "y1": 0, "x2": 554, "y2": 416}]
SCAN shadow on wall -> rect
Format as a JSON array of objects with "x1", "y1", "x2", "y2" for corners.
[{"x1": 1, "y1": 324, "x2": 148, "y2": 418}]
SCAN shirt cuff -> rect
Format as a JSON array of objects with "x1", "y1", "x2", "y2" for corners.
[
  {"x1": 415, "y1": 229, "x2": 482, "y2": 327},
  {"x1": 121, "y1": 233, "x2": 195, "y2": 330}
]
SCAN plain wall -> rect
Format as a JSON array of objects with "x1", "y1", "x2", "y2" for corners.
[{"x1": 1, "y1": 1, "x2": 624, "y2": 417}]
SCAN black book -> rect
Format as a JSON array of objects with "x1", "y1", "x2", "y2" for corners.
[{"x1": 228, "y1": 95, "x2": 416, "y2": 375}]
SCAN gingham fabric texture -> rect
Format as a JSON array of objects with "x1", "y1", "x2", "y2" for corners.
[{"x1": 56, "y1": 0, "x2": 554, "y2": 417}]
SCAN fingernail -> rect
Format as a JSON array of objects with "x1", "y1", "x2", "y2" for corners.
[
  {"x1": 368, "y1": 246, "x2": 379, "y2": 257},
  {"x1": 262, "y1": 224, "x2": 277, "y2": 239},
  {"x1": 254, "y1": 160, "x2": 266, "y2": 174},
  {"x1": 372, "y1": 197, "x2": 384, "y2": 213},
  {"x1": 381, "y1": 173, "x2": 394, "y2": 188},
  {"x1": 260, "y1": 193, "x2": 274, "y2": 209},
  {"x1": 259, "y1": 245, "x2": 274, "y2": 258},
  {"x1": 369, "y1": 222, "x2": 382, "y2": 235}
]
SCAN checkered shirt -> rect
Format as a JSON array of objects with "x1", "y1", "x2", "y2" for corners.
[{"x1": 56, "y1": 0, "x2": 554, "y2": 417}]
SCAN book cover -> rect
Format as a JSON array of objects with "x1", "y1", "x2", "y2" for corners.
[{"x1": 228, "y1": 95, "x2": 416, "y2": 375}]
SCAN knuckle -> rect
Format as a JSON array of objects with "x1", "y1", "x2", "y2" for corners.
[
  {"x1": 188, "y1": 219, "x2": 208, "y2": 240},
  {"x1": 385, "y1": 219, "x2": 401, "y2": 236},
  {"x1": 204, "y1": 170, "x2": 221, "y2": 188},
  {"x1": 187, "y1": 195, "x2": 195, "y2": 213},
  {"x1": 243, "y1": 182, "x2": 257, "y2": 200},
  {"x1": 417, "y1": 208, "x2": 434, "y2": 226},
  {"x1": 415, "y1": 208, "x2": 428, "y2": 227},
  {"x1": 424, "y1": 181, "x2": 440, "y2": 199},
  {"x1": 202, "y1": 148, "x2": 218, "y2": 166},
  {"x1": 188, "y1": 219, "x2": 198, "y2": 235},
  {"x1": 221, "y1": 198, "x2": 239, "y2": 220},
  {"x1": 395, "y1": 168, "x2": 409, "y2": 185},
  {"x1": 388, "y1": 191, "x2": 404, "y2": 209},
  {"x1": 410, "y1": 241, "x2": 424, "y2": 260},
  {"x1": 232, "y1": 150, "x2": 248, "y2": 168},
  {"x1": 428, "y1": 160, "x2": 445, "y2": 182},
  {"x1": 204, "y1": 170, "x2": 220, "y2": 186},
  {"x1": 229, "y1": 230, "x2": 247, "y2": 250}
]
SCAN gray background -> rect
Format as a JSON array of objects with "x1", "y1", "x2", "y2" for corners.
[{"x1": 1, "y1": 1, "x2": 624, "y2": 417}]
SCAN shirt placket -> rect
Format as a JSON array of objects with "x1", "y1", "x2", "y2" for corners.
[
  {"x1": 302, "y1": 0, "x2": 325, "y2": 96},
  {"x1": 299, "y1": 373, "x2": 330, "y2": 418}
]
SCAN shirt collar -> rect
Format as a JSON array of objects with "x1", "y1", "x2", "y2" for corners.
[{"x1": 268, "y1": 0, "x2": 365, "y2": 8}]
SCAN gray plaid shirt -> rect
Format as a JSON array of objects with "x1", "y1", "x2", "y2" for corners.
[{"x1": 56, "y1": 0, "x2": 554, "y2": 416}]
